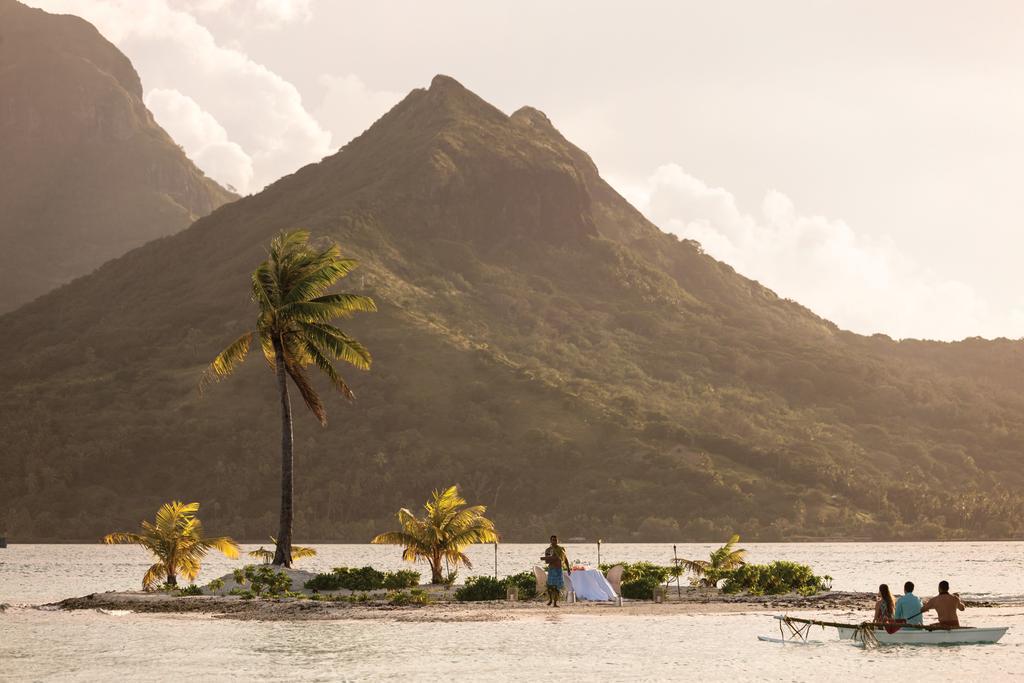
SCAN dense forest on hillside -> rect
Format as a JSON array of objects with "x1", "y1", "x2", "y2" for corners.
[{"x1": 1, "y1": 75, "x2": 1022, "y2": 542}]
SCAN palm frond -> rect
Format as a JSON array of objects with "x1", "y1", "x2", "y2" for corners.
[
  {"x1": 300, "y1": 338, "x2": 355, "y2": 400},
  {"x1": 102, "y1": 532, "x2": 145, "y2": 546},
  {"x1": 278, "y1": 295, "x2": 376, "y2": 324},
  {"x1": 249, "y1": 547, "x2": 275, "y2": 564},
  {"x1": 142, "y1": 562, "x2": 168, "y2": 590},
  {"x1": 299, "y1": 322, "x2": 372, "y2": 371},
  {"x1": 280, "y1": 258, "x2": 360, "y2": 306},
  {"x1": 284, "y1": 357, "x2": 326, "y2": 425},
  {"x1": 201, "y1": 332, "x2": 254, "y2": 391}
]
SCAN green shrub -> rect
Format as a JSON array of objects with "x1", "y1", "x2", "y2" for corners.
[
  {"x1": 232, "y1": 564, "x2": 294, "y2": 597},
  {"x1": 383, "y1": 570, "x2": 421, "y2": 590},
  {"x1": 304, "y1": 566, "x2": 421, "y2": 592},
  {"x1": 455, "y1": 572, "x2": 539, "y2": 602},
  {"x1": 176, "y1": 584, "x2": 203, "y2": 596},
  {"x1": 304, "y1": 566, "x2": 387, "y2": 591},
  {"x1": 455, "y1": 576, "x2": 504, "y2": 601},
  {"x1": 207, "y1": 578, "x2": 224, "y2": 592},
  {"x1": 503, "y1": 571, "x2": 538, "y2": 600},
  {"x1": 600, "y1": 561, "x2": 673, "y2": 585},
  {"x1": 620, "y1": 577, "x2": 661, "y2": 600},
  {"x1": 388, "y1": 588, "x2": 432, "y2": 606},
  {"x1": 717, "y1": 560, "x2": 831, "y2": 596}
]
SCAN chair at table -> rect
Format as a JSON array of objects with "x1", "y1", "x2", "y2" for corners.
[
  {"x1": 604, "y1": 564, "x2": 625, "y2": 596},
  {"x1": 533, "y1": 567, "x2": 547, "y2": 597}
]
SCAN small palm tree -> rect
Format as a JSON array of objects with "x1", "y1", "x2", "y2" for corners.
[
  {"x1": 103, "y1": 501, "x2": 240, "y2": 589},
  {"x1": 249, "y1": 537, "x2": 317, "y2": 564},
  {"x1": 371, "y1": 485, "x2": 499, "y2": 583},
  {"x1": 680, "y1": 533, "x2": 747, "y2": 587},
  {"x1": 202, "y1": 229, "x2": 375, "y2": 567}
]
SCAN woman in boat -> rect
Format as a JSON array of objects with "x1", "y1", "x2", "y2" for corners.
[{"x1": 874, "y1": 583, "x2": 896, "y2": 623}]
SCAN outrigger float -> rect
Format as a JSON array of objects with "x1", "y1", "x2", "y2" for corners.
[{"x1": 760, "y1": 615, "x2": 1008, "y2": 646}]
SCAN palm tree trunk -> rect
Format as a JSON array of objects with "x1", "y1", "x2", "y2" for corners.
[
  {"x1": 430, "y1": 555, "x2": 443, "y2": 584},
  {"x1": 272, "y1": 340, "x2": 294, "y2": 567}
]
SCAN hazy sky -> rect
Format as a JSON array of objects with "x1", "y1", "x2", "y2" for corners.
[{"x1": 29, "y1": 0, "x2": 1024, "y2": 341}]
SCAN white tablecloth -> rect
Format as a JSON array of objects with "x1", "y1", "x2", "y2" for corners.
[{"x1": 567, "y1": 569, "x2": 617, "y2": 601}]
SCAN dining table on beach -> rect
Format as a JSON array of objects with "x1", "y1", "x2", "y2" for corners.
[{"x1": 567, "y1": 568, "x2": 617, "y2": 601}]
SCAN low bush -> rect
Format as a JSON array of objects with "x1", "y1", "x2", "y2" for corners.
[
  {"x1": 717, "y1": 561, "x2": 831, "y2": 596},
  {"x1": 388, "y1": 589, "x2": 432, "y2": 606},
  {"x1": 304, "y1": 566, "x2": 421, "y2": 592},
  {"x1": 207, "y1": 578, "x2": 224, "y2": 592},
  {"x1": 600, "y1": 561, "x2": 672, "y2": 585},
  {"x1": 176, "y1": 584, "x2": 203, "y2": 596},
  {"x1": 455, "y1": 572, "x2": 539, "y2": 602},
  {"x1": 383, "y1": 570, "x2": 421, "y2": 590},
  {"x1": 503, "y1": 571, "x2": 538, "y2": 600},
  {"x1": 620, "y1": 577, "x2": 661, "y2": 600},
  {"x1": 231, "y1": 565, "x2": 293, "y2": 597},
  {"x1": 455, "y1": 576, "x2": 504, "y2": 601}
]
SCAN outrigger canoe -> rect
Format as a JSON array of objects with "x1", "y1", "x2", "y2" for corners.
[{"x1": 763, "y1": 615, "x2": 1008, "y2": 646}]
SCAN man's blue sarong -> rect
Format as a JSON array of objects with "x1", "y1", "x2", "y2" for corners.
[{"x1": 546, "y1": 566, "x2": 564, "y2": 588}]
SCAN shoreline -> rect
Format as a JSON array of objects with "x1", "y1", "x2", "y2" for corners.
[{"x1": 47, "y1": 591, "x2": 1003, "y2": 622}]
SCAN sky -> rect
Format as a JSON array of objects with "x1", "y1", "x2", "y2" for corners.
[{"x1": 29, "y1": 0, "x2": 1024, "y2": 341}]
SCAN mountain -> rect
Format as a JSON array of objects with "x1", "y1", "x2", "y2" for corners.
[
  {"x1": 0, "y1": 0, "x2": 235, "y2": 313},
  {"x1": 2, "y1": 75, "x2": 1023, "y2": 543}
]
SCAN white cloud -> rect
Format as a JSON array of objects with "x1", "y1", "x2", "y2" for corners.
[
  {"x1": 314, "y1": 74, "x2": 403, "y2": 149},
  {"x1": 174, "y1": 0, "x2": 312, "y2": 27},
  {"x1": 32, "y1": 0, "x2": 331, "y2": 193},
  {"x1": 145, "y1": 88, "x2": 253, "y2": 193},
  {"x1": 615, "y1": 163, "x2": 1024, "y2": 341}
]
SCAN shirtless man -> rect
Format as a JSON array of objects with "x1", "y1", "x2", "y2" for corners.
[{"x1": 920, "y1": 580, "x2": 965, "y2": 628}]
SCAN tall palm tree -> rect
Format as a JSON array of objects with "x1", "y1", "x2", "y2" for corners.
[
  {"x1": 249, "y1": 537, "x2": 317, "y2": 564},
  {"x1": 371, "y1": 485, "x2": 499, "y2": 583},
  {"x1": 202, "y1": 229, "x2": 375, "y2": 567},
  {"x1": 103, "y1": 501, "x2": 240, "y2": 589},
  {"x1": 679, "y1": 533, "x2": 747, "y2": 587}
]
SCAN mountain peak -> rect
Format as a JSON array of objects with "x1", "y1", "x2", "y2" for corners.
[{"x1": 428, "y1": 73, "x2": 465, "y2": 92}]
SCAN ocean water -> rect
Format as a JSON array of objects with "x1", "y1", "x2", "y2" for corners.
[{"x1": 3, "y1": 543, "x2": 1023, "y2": 681}]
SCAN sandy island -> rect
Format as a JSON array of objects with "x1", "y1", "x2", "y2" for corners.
[
  {"x1": 49, "y1": 590, "x2": 1001, "y2": 623},
  {"x1": 47, "y1": 568, "x2": 1001, "y2": 622}
]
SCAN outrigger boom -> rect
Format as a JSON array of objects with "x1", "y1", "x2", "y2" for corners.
[{"x1": 765, "y1": 615, "x2": 1008, "y2": 646}]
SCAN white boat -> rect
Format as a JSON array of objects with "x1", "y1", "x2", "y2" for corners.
[
  {"x1": 835, "y1": 624, "x2": 1008, "y2": 645},
  {"x1": 768, "y1": 615, "x2": 1009, "y2": 646}
]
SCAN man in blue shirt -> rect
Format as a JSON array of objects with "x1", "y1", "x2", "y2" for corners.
[{"x1": 894, "y1": 580, "x2": 924, "y2": 624}]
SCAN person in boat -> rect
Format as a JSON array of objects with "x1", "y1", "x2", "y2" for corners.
[
  {"x1": 894, "y1": 580, "x2": 924, "y2": 625},
  {"x1": 541, "y1": 535, "x2": 571, "y2": 607},
  {"x1": 920, "y1": 580, "x2": 965, "y2": 628},
  {"x1": 873, "y1": 583, "x2": 896, "y2": 623}
]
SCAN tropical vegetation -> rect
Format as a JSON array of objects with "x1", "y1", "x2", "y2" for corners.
[
  {"x1": 453, "y1": 572, "x2": 538, "y2": 602},
  {"x1": 304, "y1": 566, "x2": 421, "y2": 591},
  {"x1": 202, "y1": 229, "x2": 375, "y2": 566},
  {"x1": 677, "y1": 534, "x2": 748, "y2": 587},
  {"x1": 248, "y1": 537, "x2": 317, "y2": 564},
  {"x1": 102, "y1": 501, "x2": 239, "y2": 589},
  {"x1": 717, "y1": 560, "x2": 832, "y2": 596},
  {"x1": 371, "y1": 485, "x2": 499, "y2": 583},
  {"x1": 230, "y1": 564, "x2": 296, "y2": 597}
]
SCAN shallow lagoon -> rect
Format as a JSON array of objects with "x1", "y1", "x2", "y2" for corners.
[{"x1": 3, "y1": 543, "x2": 1022, "y2": 681}]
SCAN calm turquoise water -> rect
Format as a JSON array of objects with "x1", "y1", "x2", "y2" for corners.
[{"x1": 2, "y1": 543, "x2": 1022, "y2": 681}]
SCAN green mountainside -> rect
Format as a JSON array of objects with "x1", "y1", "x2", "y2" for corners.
[
  {"x1": 0, "y1": 0, "x2": 235, "y2": 313},
  {"x1": 1, "y1": 75, "x2": 1022, "y2": 542}
]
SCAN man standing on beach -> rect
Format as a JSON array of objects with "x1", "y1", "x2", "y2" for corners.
[
  {"x1": 542, "y1": 535, "x2": 571, "y2": 607},
  {"x1": 894, "y1": 581, "x2": 923, "y2": 625},
  {"x1": 921, "y1": 580, "x2": 966, "y2": 628}
]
